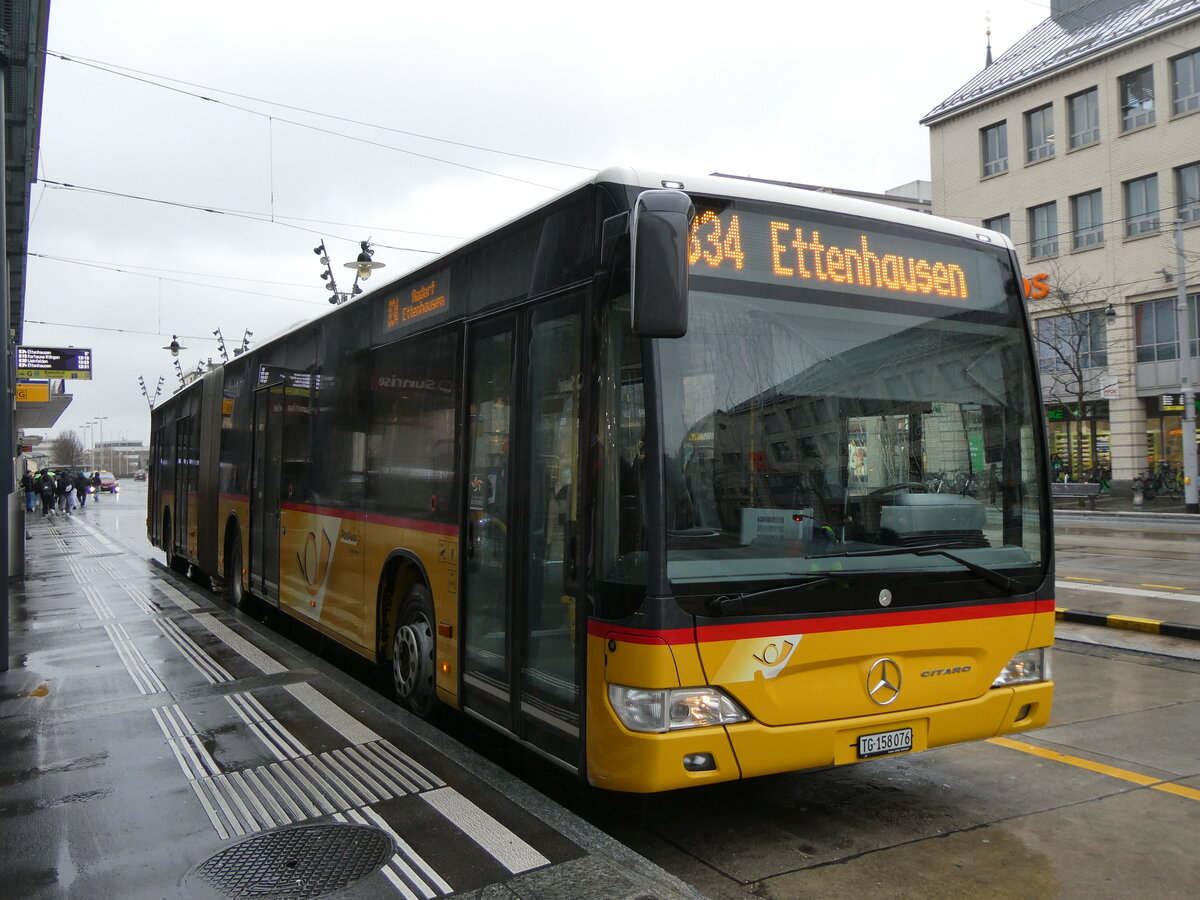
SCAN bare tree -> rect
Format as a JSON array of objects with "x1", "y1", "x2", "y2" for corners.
[
  {"x1": 48, "y1": 430, "x2": 87, "y2": 469},
  {"x1": 1031, "y1": 278, "x2": 1114, "y2": 482}
]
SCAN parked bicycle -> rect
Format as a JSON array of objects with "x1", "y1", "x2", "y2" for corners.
[{"x1": 1151, "y1": 462, "x2": 1184, "y2": 500}]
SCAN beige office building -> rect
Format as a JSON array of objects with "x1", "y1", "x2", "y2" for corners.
[{"x1": 922, "y1": 0, "x2": 1200, "y2": 492}]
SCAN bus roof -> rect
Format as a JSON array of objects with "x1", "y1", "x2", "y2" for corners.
[
  {"x1": 244, "y1": 166, "x2": 1016, "y2": 358},
  {"x1": 588, "y1": 166, "x2": 1011, "y2": 249},
  {"x1": 414, "y1": 166, "x2": 1014, "y2": 283}
]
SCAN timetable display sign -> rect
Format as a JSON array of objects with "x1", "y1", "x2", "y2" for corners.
[{"x1": 16, "y1": 346, "x2": 93, "y2": 380}]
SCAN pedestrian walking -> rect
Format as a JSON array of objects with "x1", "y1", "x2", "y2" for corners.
[
  {"x1": 91, "y1": 470, "x2": 102, "y2": 501},
  {"x1": 75, "y1": 471, "x2": 91, "y2": 508},
  {"x1": 21, "y1": 471, "x2": 36, "y2": 512},
  {"x1": 55, "y1": 471, "x2": 74, "y2": 515},
  {"x1": 63, "y1": 473, "x2": 76, "y2": 514}
]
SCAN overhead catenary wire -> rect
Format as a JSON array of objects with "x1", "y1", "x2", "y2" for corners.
[
  {"x1": 30, "y1": 252, "x2": 320, "y2": 287},
  {"x1": 47, "y1": 51, "x2": 589, "y2": 192},
  {"x1": 37, "y1": 179, "x2": 449, "y2": 255},
  {"x1": 27, "y1": 254, "x2": 327, "y2": 306}
]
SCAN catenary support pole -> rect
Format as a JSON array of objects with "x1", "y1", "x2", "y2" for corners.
[
  {"x1": 1, "y1": 30, "x2": 12, "y2": 670},
  {"x1": 1174, "y1": 220, "x2": 1199, "y2": 514}
]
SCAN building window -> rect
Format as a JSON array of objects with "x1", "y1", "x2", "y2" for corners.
[
  {"x1": 1120, "y1": 66, "x2": 1155, "y2": 130},
  {"x1": 1068, "y1": 87, "x2": 1100, "y2": 147},
  {"x1": 1135, "y1": 296, "x2": 1200, "y2": 361},
  {"x1": 1037, "y1": 312, "x2": 1109, "y2": 372},
  {"x1": 1071, "y1": 190, "x2": 1104, "y2": 249},
  {"x1": 1178, "y1": 163, "x2": 1200, "y2": 223},
  {"x1": 1029, "y1": 202, "x2": 1058, "y2": 258},
  {"x1": 984, "y1": 214, "x2": 1011, "y2": 238},
  {"x1": 981, "y1": 121, "x2": 1008, "y2": 176},
  {"x1": 1025, "y1": 104, "x2": 1055, "y2": 161},
  {"x1": 1124, "y1": 174, "x2": 1160, "y2": 236},
  {"x1": 1172, "y1": 49, "x2": 1200, "y2": 114}
]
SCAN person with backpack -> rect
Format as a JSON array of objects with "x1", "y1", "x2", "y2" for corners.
[
  {"x1": 59, "y1": 471, "x2": 76, "y2": 515},
  {"x1": 38, "y1": 470, "x2": 56, "y2": 516}
]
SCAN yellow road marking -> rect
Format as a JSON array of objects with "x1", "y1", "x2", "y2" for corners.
[
  {"x1": 989, "y1": 737, "x2": 1199, "y2": 801},
  {"x1": 1141, "y1": 583, "x2": 1184, "y2": 590},
  {"x1": 1154, "y1": 782, "x2": 1200, "y2": 801},
  {"x1": 1064, "y1": 576, "x2": 1103, "y2": 582},
  {"x1": 1107, "y1": 614, "x2": 1162, "y2": 633}
]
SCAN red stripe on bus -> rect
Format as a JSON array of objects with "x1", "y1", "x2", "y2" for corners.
[
  {"x1": 279, "y1": 501, "x2": 459, "y2": 536},
  {"x1": 590, "y1": 599, "x2": 1053, "y2": 645}
]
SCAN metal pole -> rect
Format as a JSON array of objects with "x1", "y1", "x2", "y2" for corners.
[
  {"x1": 1174, "y1": 220, "x2": 1199, "y2": 513},
  {"x1": 1, "y1": 30, "x2": 12, "y2": 671}
]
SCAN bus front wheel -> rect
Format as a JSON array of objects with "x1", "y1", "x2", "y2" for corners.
[{"x1": 392, "y1": 585, "x2": 437, "y2": 718}]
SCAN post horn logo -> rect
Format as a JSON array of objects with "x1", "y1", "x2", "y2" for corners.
[{"x1": 867, "y1": 657, "x2": 902, "y2": 705}]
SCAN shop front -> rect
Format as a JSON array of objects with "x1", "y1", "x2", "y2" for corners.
[
  {"x1": 1045, "y1": 403, "x2": 1110, "y2": 483},
  {"x1": 1142, "y1": 394, "x2": 1200, "y2": 476}
]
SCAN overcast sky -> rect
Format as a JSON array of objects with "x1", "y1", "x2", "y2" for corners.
[{"x1": 23, "y1": 0, "x2": 1051, "y2": 456}]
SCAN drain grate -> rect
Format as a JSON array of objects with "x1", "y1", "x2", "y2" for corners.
[{"x1": 186, "y1": 822, "x2": 396, "y2": 899}]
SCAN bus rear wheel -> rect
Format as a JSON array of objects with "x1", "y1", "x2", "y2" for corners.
[
  {"x1": 392, "y1": 585, "x2": 437, "y2": 718},
  {"x1": 223, "y1": 529, "x2": 248, "y2": 611},
  {"x1": 163, "y1": 511, "x2": 189, "y2": 575}
]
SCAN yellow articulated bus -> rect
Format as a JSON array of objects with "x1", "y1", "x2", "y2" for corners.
[{"x1": 149, "y1": 168, "x2": 1054, "y2": 792}]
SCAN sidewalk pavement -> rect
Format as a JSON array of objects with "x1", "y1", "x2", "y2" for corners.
[
  {"x1": 1052, "y1": 489, "x2": 1197, "y2": 516},
  {"x1": 1, "y1": 510, "x2": 703, "y2": 900}
]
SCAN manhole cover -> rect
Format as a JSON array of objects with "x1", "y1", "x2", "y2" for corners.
[{"x1": 185, "y1": 822, "x2": 396, "y2": 899}]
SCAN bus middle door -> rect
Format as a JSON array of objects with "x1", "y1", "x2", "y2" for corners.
[{"x1": 251, "y1": 383, "x2": 285, "y2": 603}]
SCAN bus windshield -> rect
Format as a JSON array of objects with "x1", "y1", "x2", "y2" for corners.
[{"x1": 611, "y1": 198, "x2": 1047, "y2": 600}]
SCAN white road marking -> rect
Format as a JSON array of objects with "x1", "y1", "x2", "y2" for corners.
[
  {"x1": 283, "y1": 682, "x2": 382, "y2": 744},
  {"x1": 1056, "y1": 580, "x2": 1200, "y2": 604},
  {"x1": 420, "y1": 786, "x2": 549, "y2": 874}
]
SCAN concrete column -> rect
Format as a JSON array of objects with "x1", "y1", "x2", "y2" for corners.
[{"x1": 1106, "y1": 305, "x2": 1143, "y2": 495}]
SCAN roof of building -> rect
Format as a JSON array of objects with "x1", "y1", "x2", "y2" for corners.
[{"x1": 921, "y1": 0, "x2": 1200, "y2": 124}]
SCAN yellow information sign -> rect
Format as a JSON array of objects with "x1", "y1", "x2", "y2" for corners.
[{"x1": 16, "y1": 382, "x2": 50, "y2": 403}]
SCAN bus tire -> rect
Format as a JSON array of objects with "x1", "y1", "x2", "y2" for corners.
[
  {"x1": 223, "y1": 527, "x2": 248, "y2": 611},
  {"x1": 392, "y1": 584, "x2": 438, "y2": 718}
]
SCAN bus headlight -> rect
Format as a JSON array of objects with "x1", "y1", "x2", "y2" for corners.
[
  {"x1": 608, "y1": 684, "x2": 750, "y2": 733},
  {"x1": 992, "y1": 647, "x2": 1051, "y2": 687}
]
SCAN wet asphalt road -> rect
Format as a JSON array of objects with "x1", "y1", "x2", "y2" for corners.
[{"x1": 29, "y1": 486, "x2": 1200, "y2": 900}]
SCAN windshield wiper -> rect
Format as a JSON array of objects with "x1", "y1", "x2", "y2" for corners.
[
  {"x1": 707, "y1": 575, "x2": 834, "y2": 616},
  {"x1": 810, "y1": 544, "x2": 1017, "y2": 592}
]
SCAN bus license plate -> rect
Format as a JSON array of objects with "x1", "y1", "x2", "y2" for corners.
[{"x1": 858, "y1": 727, "x2": 913, "y2": 758}]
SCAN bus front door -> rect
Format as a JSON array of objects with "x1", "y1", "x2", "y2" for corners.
[
  {"x1": 462, "y1": 299, "x2": 585, "y2": 768},
  {"x1": 251, "y1": 384, "x2": 284, "y2": 603}
]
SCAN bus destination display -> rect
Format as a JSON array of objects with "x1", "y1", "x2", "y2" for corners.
[
  {"x1": 688, "y1": 203, "x2": 998, "y2": 311},
  {"x1": 383, "y1": 269, "x2": 453, "y2": 335}
]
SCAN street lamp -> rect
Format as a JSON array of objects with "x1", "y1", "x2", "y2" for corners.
[
  {"x1": 314, "y1": 239, "x2": 385, "y2": 305},
  {"x1": 94, "y1": 416, "x2": 107, "y2": 474}
]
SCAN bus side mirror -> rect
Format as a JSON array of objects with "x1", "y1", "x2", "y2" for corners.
[{"x1": 631, "y1": 189, "x2": 694, "y2": 338}]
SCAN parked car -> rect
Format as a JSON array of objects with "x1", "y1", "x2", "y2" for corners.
[
  {"x1": 93, "y1": 470, "x2": 119, "y2": 493},
  {"x1": 132, "y1": 471, "x2": 147, "y2": 481}
]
